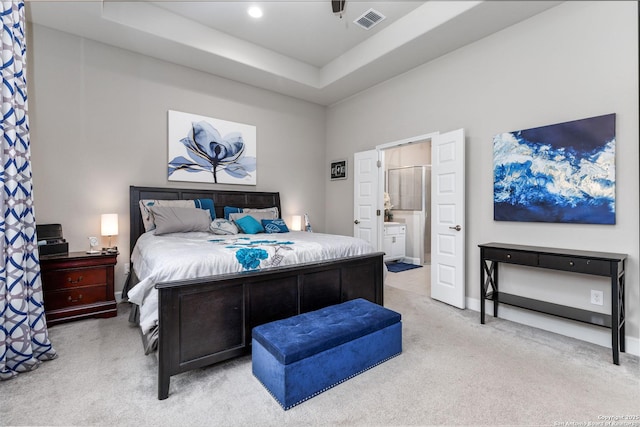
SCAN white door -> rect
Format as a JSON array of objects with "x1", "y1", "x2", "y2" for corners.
[
  {"x1": 431, "y1": 129, "x2": 465, "y2": 308},
  {"x1": 353, "y1": 150, "x2": 381, "y2": 250}
]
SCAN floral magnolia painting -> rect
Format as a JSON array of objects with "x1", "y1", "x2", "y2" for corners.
[
  {"x1": 493, "y1": 113, "x2": 616, "y2": 224},
  {"x1": 168, "y1": 110, "x2": 257, "y2": 185}
]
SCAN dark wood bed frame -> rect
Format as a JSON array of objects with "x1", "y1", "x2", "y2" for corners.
[{"x1": 128, "y1": 186, "x2": 385, "y2": 400}]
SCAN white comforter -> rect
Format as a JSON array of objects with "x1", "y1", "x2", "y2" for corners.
[{"x1": 127, "y1": 231, "x2": 376, "y2": 335}]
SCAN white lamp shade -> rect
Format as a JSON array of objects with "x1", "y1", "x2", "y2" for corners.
[
  {"x1": 101, "y1": 213, "x2": 119, "y2": 236},
  {"x1": 291, "y1": 215, "x2": 302, "y2": 231}
]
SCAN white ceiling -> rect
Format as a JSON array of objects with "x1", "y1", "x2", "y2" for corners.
[{"x1": 26, "y1": 1, "x2": 563, "y2": 106}]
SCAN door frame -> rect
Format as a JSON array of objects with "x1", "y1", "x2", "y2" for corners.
[
  {"x1": 376, "y1": 132, "x2": 439, "y2": 253},
  {"x1": 369, "y1": 130, "x2": 466, "y2": 309}
]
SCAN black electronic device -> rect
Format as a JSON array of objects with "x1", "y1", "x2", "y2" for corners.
[{"x1": 36, "y1": 223, "x2": 69, "y2": 256}]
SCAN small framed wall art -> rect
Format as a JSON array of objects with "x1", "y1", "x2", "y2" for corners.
[{"x1": 330, "y1": 159, "x2": 347, "y2": 180}]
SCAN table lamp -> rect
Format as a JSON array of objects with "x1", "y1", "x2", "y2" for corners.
[
  {"x1": 101, "y1": 213, "x2": 118, "y2": 252},
  {"x1": 291, "y1": 215, "x2": 302, "y2": 231}
]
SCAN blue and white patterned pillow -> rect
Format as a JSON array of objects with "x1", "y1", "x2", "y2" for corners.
[
  {"x1": 262, "y1": 219, "x2": 289, "y2": 233},
  {"x1": 209, "y1": 219, "x2": 239, "y2": 235}
]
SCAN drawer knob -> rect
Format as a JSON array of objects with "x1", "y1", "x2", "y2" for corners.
[
  {"x1": 67, "y1": 276, "x2": 83, "y2": 284},
  {"x1": 506, "y1": 254, "x2": 512, "y2": 259},
  {"x1": 569, "y1": 261, "x2": 575, "y2": 266},
  {"x1": 67, "y1": 294, "x2": 83, "y2": 303}
]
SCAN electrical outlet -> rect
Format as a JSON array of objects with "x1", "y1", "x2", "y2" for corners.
[
  {"x1": 124, "y1": 263, "x2": 130, "y2": 276},
  {"x1": 590, "y1": 290, "x2": 604, "y2": 306}
]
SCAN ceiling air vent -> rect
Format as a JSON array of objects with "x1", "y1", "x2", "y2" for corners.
[{"x1": 353, "y1": 8, "x2": 386, "y2": 30}]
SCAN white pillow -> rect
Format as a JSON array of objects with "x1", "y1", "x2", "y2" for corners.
[{"x1": 209, "y1": 219, "x2": 239, "y2": 235}]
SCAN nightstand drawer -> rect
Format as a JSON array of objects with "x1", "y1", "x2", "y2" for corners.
[
  {"x1": 43, "y1": 285, "x2": 108, "y2": 311},
  {"x1": 42, "y1": 267, "x2": 107, "y2": 290}
]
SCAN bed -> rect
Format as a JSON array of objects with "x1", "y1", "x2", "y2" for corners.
[{"x1": 125, "y1": 186, "x2": 385, "y2": 400}]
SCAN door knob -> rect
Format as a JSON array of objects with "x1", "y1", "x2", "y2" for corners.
[
  {"x1": 449, "y1": 225, "x2": 461, "y2": 231},
  {"x1": 354, "y1": 219, "x2": 360, "y2": 224}
]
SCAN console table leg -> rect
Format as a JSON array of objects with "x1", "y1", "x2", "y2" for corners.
[
  {"x1": 480, "y1": 257, "x2": 486, "y2": 324},
  {"x1": 611, "y1": 271, "x2": 620, "y2": 365},
  {"x1": 493, "y1": 262, "x2": 499, "y2": 318},
  {"x1": 619, "y1": 269, "x2": 626, "y2": 353},
  {"x1": 480, "y1": 257, "x2": 499, "y2": 323}
]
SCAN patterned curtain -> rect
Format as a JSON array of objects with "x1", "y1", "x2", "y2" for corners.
[{"x1": 0, "y1": 0, "x2": 56, "y2": 380}]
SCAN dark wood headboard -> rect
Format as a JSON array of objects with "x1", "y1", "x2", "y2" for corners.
[{"x1": 129, "y1": 186, "x2": 281, "y2": 254}]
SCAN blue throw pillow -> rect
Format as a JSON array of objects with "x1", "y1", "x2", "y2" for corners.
[
  {"x1": 235, "y1": 215, "x2": 264, "y2": 234},
  {"x1": 194, "y1": 198, "x2": 215, "y2": 219},
  {"x1": 224, "y1": 206, "x2": 243, "y2": 220},
  {"x1": 262, "y1": 219, "x2": 289, "y2": 233}
]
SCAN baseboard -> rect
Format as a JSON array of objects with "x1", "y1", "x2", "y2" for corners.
[{"x1": 466, "y1": 296, "x2": 639, "y2": 357}]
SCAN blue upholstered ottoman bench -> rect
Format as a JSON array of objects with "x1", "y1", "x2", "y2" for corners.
[{"x1": 252, "y1": 298, "x2": 402, "y2": 410}]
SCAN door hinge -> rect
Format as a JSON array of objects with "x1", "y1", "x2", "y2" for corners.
[
  {"x1": 376, "y1": 160, "x2": 381, "y2": 168},
  {"x1": 376, "y1": 209, "x2": 381, "y2": 216}
]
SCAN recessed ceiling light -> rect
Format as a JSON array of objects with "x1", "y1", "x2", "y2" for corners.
[{"x1": 248, "y1": 6, "x2": 263, "y2": 19}]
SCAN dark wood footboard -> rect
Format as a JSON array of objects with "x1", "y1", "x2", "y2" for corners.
[{"x1": 156, "y1": 252, "x2": 384, "y2": 400}]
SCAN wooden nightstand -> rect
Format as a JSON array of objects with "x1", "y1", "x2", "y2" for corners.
[{"x1": 40, "y1": 251, "x2": 118, "y2": 325}]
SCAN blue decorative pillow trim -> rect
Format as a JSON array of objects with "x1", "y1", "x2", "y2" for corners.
[
  {"x1": 194, "y1": 198, "x2": 216, "y2": 219},
  {"x1": 224, "y1": 206, "x2": 243, "y2": 220},
  {"x1": 262, "y1": 219, "x2": 289, "y2": 233}
]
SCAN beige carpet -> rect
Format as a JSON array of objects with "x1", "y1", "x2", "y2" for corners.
[{"x1": 2, "y1": 267, "x2": 638, "y2": 426}]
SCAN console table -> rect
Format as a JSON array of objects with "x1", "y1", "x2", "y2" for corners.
[{"x1": 479, "y1": 243, "x2": 626, "y2": 364}]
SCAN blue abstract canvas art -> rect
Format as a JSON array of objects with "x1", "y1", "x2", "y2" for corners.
[
  {"x1": 168, "y1": 110, "x2": 257, "y2": 185},
  {"x1": 493, "y1": 113, "x2": 616, "y2": 224}
]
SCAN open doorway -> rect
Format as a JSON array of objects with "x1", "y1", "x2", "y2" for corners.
[
  {"x1": 355, "y1": 129, "x2": 466, "y2": 308},
  {"x1": 382, "y1": 139, "x2": 432, "y2": 266}
]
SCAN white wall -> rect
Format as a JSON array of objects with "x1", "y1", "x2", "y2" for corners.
[
  {"x1": 27, "y1": 24, "x2": 327, "y2": 294},
  {"x1": 325, "y1": 2, "x2": 639, "y2": 351}
]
